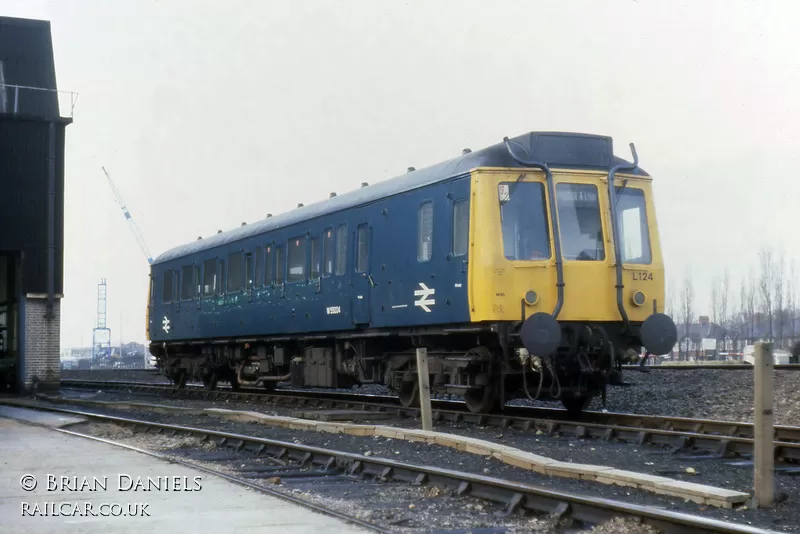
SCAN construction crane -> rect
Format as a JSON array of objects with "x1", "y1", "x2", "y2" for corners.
[{"x1": 102, "y1": 166, "x2": 153, "y2": 265}]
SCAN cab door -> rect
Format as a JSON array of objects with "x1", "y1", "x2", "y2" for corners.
[{"x1": 351, "y1": 223, "x2": 372, "y2": 325}]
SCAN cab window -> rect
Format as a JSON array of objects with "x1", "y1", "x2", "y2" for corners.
[
  {"x1": 555, "y1": 183, "x2": 604, "y2": 261},
  {"x1": 452, "y1": 199, "x2": 469, "y2": 256},
  {"x1": 616, "y1": 188, "x2": 652, "y2": 264},
  {"x1": 499, "y1": 182, "x2": 550, "y2": 260},
  {"x1": 162, "y1": 270, "x2": 174, "y2": 303},
  {"x1": 418, "y1": 202, "x2": 433, "y2": 262}
]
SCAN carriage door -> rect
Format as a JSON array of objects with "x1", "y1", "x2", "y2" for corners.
[{"x1": 351, "y1": 223, "x2": 372, "y2": 325}]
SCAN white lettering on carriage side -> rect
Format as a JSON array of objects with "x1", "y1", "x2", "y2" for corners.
[
  {"x1": 162, "y1": 316, "x2": 171, "y2": 333},
  {"x1": 414, "y1": 283, "x2": 435, "y2": 312},
  {"x1": 326, "y1": 306, "x2": 341, "y2": 315},
  {"x1": 454, "y1": 283, "x2": 462, "y2": 288}
]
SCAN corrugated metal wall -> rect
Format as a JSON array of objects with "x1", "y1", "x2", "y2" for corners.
[{"x1": 0, "y1": 16, "x2": 68, "y2": 295}]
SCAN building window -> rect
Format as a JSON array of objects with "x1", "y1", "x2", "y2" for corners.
[
  {"x1": 335, "y1": 224, "x2": 347, "y2": 275},
  {"x1": 418, "y1": 201, "x2": 433, "y2": 262},
  {"x1": 323, "y1": 228, "x2": 334, "y2": 276},
  {"x1": 356, "y1": 224, "x2": 369, "y2": 273},
  {"x1": 227, "y1": 252, "x2": 243, "y2": 292},
  {"x1": 254, "y1": 246, "x2": 263, "y2": 288},
  {"x1": 194, "y1": 265, "x2": 201, "y2": 298},
  {"x1": 245, "y1": 252, "x2": 254, "y2": 291},
  {"x1": 264, "y1": 245, "x2": 274, "y2": 286},
  {"x1": 203, "y1": 258, "x2": 217, "y2": 296},
  {"x1": 276, "y1": 246, "x2": 285, "y2": 284},
  {"x1": 180, "y1": 265, "x2": 194, "y2": 300},
  {"x1": 287, "y1": 237, "x2": 306, "y2": 283},
  {"x1": 310, "y1": 237, "x2": 321, "y2": 279},
  {"x1": 162, "y1": 270, "x2": 174, "y2": 303},
  {"x1": 452, "y1": 199, "x2": 469, "y2": 256}
]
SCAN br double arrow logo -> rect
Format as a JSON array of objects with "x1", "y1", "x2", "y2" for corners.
[{"x1": 414, "y1": 283, "x2": 436, "y2": 312}]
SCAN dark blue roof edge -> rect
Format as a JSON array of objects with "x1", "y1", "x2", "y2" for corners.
[{"x1": 153, "y1": 131, "x2": 649, "y2": 265}]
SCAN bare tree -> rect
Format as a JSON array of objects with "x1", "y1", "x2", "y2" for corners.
[
  {"x1": 775, "y1": 248, "x2": 785, "y2": 347},
  {"x1": 721, "y1": 268, "x2": 730, "y2": 331},
  {"x1": 680, "y1": 267, "x2": 694, "y2": 360},
  {"x1": 789, "y1": 260, "x2": 797, "y2": 342},
  {"x1": 710, "y1": 274, "x2": 720, "y2": 325},
  {"x1": 744, "y1": 270, "x2": 758, "y2": 343},
  {"x1": 759, "y1": 247, "x2": 774, "y2": 340}
]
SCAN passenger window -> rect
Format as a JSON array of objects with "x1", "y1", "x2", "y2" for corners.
[
  {"x1": 418, "y1": 202, "x2": 433, "y2": 262},
  {"x1": 335, "y1": 224, "x2": 347, "y2": 275},
  {"x1": 452, "y1": 199, "x2": 469, "y2": 256},
  {"x1": 264, "y1": 245, "x2": 274, "y2": 286},
  {"x1": 356, "y1": 224, "x2": 369, "y2": 272},
  {"x1": 310, "y1": 237, "x2": 321, "y2": 279},
  {"x1": 227, "y1": 252, "x2": 243, "y2": 292},
  {"x1": 245, "y1": 252, "x2": 254, "y2": 291},
  {"x1": 162, "y1": 270, "x2": 174, "y2": 303},
  {"x1": 616, "y1": 188, "x2": 652, "y2": 264},
  {"x1": 181, "y1": 265, "x2": 194, "y2": 300},
  {"x1": 254, "y1": 247, "x2": 263, "y2": 289},
  {"x1": 287, "y1": 237, "x2": 306, "y2": 283},
  {"x1": 555, "y1": 183, "x2": 604, "y2": 261},
  {"x1": 276, "y1": 246, "x2": 286, "y2": 284},
  {"x1": 499, "y1": 182, "x2": 550, "y2": 261},
  {"x1": 203, "y1": 258, "x2": 217, "y2": 296},
  {"x1": 323, "y1": 228, "x2": 334, "y2": 276},
  {"x1": 194, "y1": 265, "x2": 201, "y2": 299},
  {"x1": 218, "y1": 260, "x2": 226, "y2": 295}
]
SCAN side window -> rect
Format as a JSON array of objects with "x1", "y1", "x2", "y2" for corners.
[
  {"x1": 194, "y1": 265, "x2": 201, "y2": 299},
  {"x1": 254, "y1": 246, "x2": 263, "y2": 289},
  {"x1": 356, "y1": 224, "x2": 369, "y2": 273},
  {"x1": 181, "y1": 265, "x2": 194, "y2": 300},
  {"x1": 218, "y1": 259, "x2": 226, "y2": 295},
  {"x1": 323, "y1": 228, "x2": 334, "y2": 277},
  {"x1": 203, "y1": 258, "x2": 217, "y2": 296},
  {"x1": 276, "y1": 246, "x2": 285, "y2": 284},
  {"x1": 287, "y1": 237, "x2": 306, "y2": 283},
  {"x1": 264, "y1": 245, "x2": 274, "y2": 286},
  {"x1": 149, "y1": 275, "x2": 155, "y2": 306},
  {"x1": 162, "y1": 270, "x2": 174, "y2": 303},
  {"x1": 335, "y1": 224, "x2": 347, "y2": 275},
  {"x1": 452, "y1": 199, "x2": 469, "y2": 256},
  {"x1": 310, "y1": 237, "x2": 321, "y2": 279},
  {"x1": 418, "y1": 201, "x2": 433, "y2": 262},
  {"x1": 245, "y1": 252, "x2": 254, "y2": 291},
  {"x1": 227, "y1": 252, "x2": 243, "y2": 292}
]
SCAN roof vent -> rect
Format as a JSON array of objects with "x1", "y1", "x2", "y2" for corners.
[
  {"x1": 462, "y1": 148, "x2": 472, "y2": 155},
  {"x1": 266, "y1": 213, "x2": 272, "y2": 218},
  {"x1": 361, "y1": 182, "x2": 369, "y2": 188},
  {"x1": 197, "y1": 236, "x2": 202, "y2": 240},
  {"x1": 241, "y1": 222, "x2": 247, "y2": 226},
  {"x1": 407, "y1": 166, "x2": 415, "y2": 172},
  {"x1": 297, "y1": 203, "x2": 304, "y2": 208},
  {"x1": 217, "y1": 230, "x2": 223, "y2": 234},
  {"x1": 329, "y1": 192, "x2": 337, "y2": 198}
]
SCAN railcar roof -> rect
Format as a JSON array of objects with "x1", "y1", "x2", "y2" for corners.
[{"x1": 153, "y1": 131, "x2": 648, "y2": 265}]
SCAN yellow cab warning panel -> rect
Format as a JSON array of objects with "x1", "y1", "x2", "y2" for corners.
[{"x1": 467, "y1": 168, "x2": 665, "y2": 324}]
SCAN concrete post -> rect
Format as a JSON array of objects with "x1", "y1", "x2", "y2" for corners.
[
  {"x1": 754, "y1": 341, "x2": 775, "y2": 508},
  {"x1": 415, "y1": 347, "x2": 433, "y2": 431}
]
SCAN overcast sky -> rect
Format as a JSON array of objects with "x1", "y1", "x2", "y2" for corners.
[{"x1": 4, "y1": 0, "x2": 799, "y2": 349}]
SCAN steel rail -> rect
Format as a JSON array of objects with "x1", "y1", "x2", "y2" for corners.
[
  {"x1": 58, "y1": 379, "x2": 800, "y2": 462},
  {"x1": 11, "y1": 403, "x2": 776, "y2": 534}
]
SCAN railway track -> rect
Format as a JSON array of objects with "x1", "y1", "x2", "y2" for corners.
[
  {"x1": 60, "y1": 378, "x2": 800, "y2": 463},
  {"x1": 9, "y1": 402, "x2": 776, "y2": 534},
  {"x1": 623, "y1": 364, "x2": 800, "y2": 371}
]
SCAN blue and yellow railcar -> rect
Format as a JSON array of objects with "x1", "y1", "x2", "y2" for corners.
[{"x1": 147, "y1": 131, "x2": 677, "y2": 415}]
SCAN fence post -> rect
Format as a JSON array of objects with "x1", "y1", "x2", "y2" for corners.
[
  {"x1": 415, "y1": 347, "x2": 433, "y2": 431},
  {"x1": 754, "y1": 341, "x2": 775, "y2": 508}
]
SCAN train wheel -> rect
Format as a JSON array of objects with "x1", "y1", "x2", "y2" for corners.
[
  {"x1": 173, "y1": 370, "x2": 187, "y2": 390},
  {"x1": 398, "y1": 380, "x2": 419, "y2": 408},
  {"x1": 464, "y1": 383, "x2": 499, "y2": 414},
  {"x1": 202, "y1": 372, "x2": 218, "y2": 391},
  {"x1": 561, "y1": 395, "x2": 591, "y2": 418}
]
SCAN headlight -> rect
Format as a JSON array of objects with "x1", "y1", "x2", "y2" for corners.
[
  {"x1": 631, "y1": 290, "x2": 646, "y2": 307},
  {"x1": 524, "y1": 290, "x2": 538, "y2": 306}
]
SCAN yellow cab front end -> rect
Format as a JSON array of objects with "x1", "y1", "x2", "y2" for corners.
[{"x1": 467, "y1": 158, "x2": 676, "y2": 410}]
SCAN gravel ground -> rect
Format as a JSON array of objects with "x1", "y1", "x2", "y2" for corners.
[
  {"x1": 63, "y1": 368, "x2": 800, "y2": 426},
  {"x1": 42, "y1": 393, "x2": 800, "y2": 532},
  {"x1": 74, "y1": 420, "x2": 658, "y2": 533}
]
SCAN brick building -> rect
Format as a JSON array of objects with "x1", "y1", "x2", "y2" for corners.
[{"x1": 0, "y1": 16, "x2": 71, "y2": 392}]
